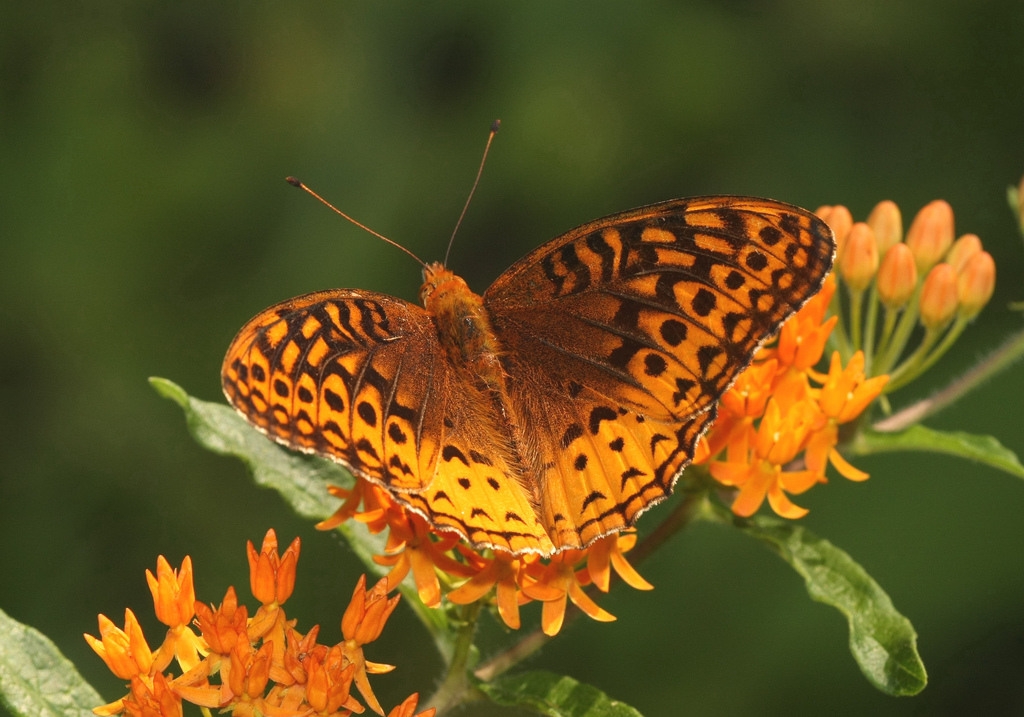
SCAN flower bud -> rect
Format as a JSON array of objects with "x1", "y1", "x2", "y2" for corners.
[
  {"x1": 957, "y1": 251, "x2": 995, "y2": 318},
  {"x1": 821, "y1": 205, "x2": 853, "y2": 264},
  {"x1": 919, "y1": 263, "x2": 958, "y2": 329},
  {"x1": 866, "y1": 200, "x2": 903, "y2": 255},
  {"x1": 906, "y1": 200, "x2": 954, "y2": 274},
  {"x1": 839, "y1": 222, "x2": 879, "y2": 291},
  {"x1": 876, "y1": 243, "x2": 917, "y2": 309},
  {"x1": 946, "y1": 233, "x2": 982, "y2": 274}
]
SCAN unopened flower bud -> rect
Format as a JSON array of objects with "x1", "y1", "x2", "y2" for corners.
[
  {"x1": 876, "y1": 243, "x2": 917, "y2": 309},
  {"x1": 839, "y1": 222, "x2": 879, "y2": 291},
  {"x1": 919, "y1": 263, "x2": 958, "y2": 329},
  {"x1": 906, "y1": 200, "x2": 954, "y2": 274},
  {"x1": 957, "y1": 251, "x2": 995, "y2": 318},
  {"x1": 822, "y1": 205, "x2": 853, "y2": 264},
  {"x1": 946, "y1": 233, "x2": 982, "y2": 274},
  {"x1": 866, "y1": 200, "x2": 903, "y2": 255}
]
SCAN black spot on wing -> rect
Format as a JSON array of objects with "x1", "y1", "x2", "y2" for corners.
[
  {"x1": 581, "y1": 491, "x2": 607, "y2": 513},
  {"x1": 589, "y1": 406, "x2": 618, "y2": 434},
  {"x1": 443, "y1": 445, "x2": 469, "y2": 466},
  {"x1": 561, "y1": 424, "x2": 584, "y2": 449}
]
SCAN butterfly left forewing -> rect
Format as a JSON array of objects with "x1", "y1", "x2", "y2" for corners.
[
  {"x1": 222, "y1": 290, "x2": 445, "y2": 490},
  {"x1": 223, "y1": 289, "x2": 556, "y2": 555}
]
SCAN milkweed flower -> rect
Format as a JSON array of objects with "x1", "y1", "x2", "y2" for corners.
[
  {"x1": 709, "y1": 398, "x2": 822, "y2": 519},
  {"x1": 88, "y1": 531, "x2": 421, "y2": 717},
  {"x1": 805, "y1": 352, "x2": 889, "y2": 482}
]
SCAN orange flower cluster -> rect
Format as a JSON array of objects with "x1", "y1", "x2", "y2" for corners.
[
  {"x1": 697, "y1": 274, "x2": 889, "y2": 518},
  {"x1": 85, "y1": 530, "x2": 434, "y2": 717},
  {"x1": 317, "y1": 486, "x2": 650, "y2": 636}
]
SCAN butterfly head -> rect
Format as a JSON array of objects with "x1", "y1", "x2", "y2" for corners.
[{"x1": 420, "y1": 261, "x2": 475, "y2": 310}]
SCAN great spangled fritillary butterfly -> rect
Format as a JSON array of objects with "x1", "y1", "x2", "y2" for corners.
[{"x1": 223, "y1": 196, "x2": 834, "y2": 556}]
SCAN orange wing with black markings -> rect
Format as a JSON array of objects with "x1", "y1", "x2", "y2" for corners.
[
  {"x1": 222, "y1": 289, "x2": 555, "y2": 554},
  {"x1": 486, "y1": 197, "x2": 834, "y2": 548}
]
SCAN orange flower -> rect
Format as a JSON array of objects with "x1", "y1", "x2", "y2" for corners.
[
  {"x1": 85, "y1": 609, "x2": 160, "y2": 681},
  {"x1": 520, "y1": 550, "x2": 615, "y2": 636},
  {"x1": 193, "y1": 586, "x2": 249, "y2": 657},
  {"x1": 147, "y1": 556, "x2": 195, "y2": 630},
  {"x1": 304, "y1": 645, "x2": 360, "y2": 716},
  {"x1": 342, "y1": 575, "x2": 400, "y2": 715},
  {"x1": 805, "y1": 352, "x2": 888, "y2": 482},
  {"x1": 145, "y1": 556, "x2": 204, "y2": 673},
  {"x1": 710, "y1": 398, "x2": 821, "y2": 519},
  {"x1": 373, "y1": 510, "x2": 474, "y2": 608},
  {"x1": 706, "y1": 359, "x2": 779, "y2": 461},
  {"x1": 583, "y1": 532, "x2": 652, "y2": 593},
  {"x1": 387, "y1": 693, "x2": 436, "y2": 717},
  {"x1": 248, "y1": 530, "x2": 300, "y2": 608},
  {"x1": 246, "y1": 530, "x2": 300, "y2": 661},
  {"x1": 123, "y1": 672, "x2": 182, "y2": 717},
  {"x1": 776, "y1": 288, "x2": 837, "y2": 373},
  {"x1": 447, "y1": 549, "x2": 524, "y2": 629}
]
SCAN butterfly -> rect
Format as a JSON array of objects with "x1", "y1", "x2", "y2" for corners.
[{"x1": 223, "y1": 196, "x2": 834, "y2": 556}]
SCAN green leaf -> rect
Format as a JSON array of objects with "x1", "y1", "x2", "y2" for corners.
[
  {"x1": 0, "y1": 606, "x2": 105, "y2": 717},
  {"x1": 476, "y1": 671, "x2": 644, "y2": 717},
  {"x1": 149, "y1": 377, "x2": 452, "y2": 656},
  {"x1": 707, "y1": 503, "x2": 926, "y2": 696},
  {"x1": 853, "y1": 425, "x2": 1024, "y2": 479}
]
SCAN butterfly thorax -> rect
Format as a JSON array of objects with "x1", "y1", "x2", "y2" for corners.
[{"x1": 420, "y1": 262, "x2": 506, "y2": 394}]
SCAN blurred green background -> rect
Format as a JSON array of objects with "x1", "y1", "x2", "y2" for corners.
[{"x1": 2, "y1": 2, "x2": 1024, "y2": 715}]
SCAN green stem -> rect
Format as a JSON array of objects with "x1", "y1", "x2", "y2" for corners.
[
  {"x1": 848, "y1": 287, "x2": 864, "y2": 352},
  {"x1": 871, "y1": 305, "x2": 899, "y2": 377},
  {"x1": 874, "y1": 285, "x2": 922, "y2": 376},
  {"x1": 873, "y1": 326, "x2": 1024, "y2": 431},
  {"x1": 828, "y1": 284, "x2": 853, "y2": 361},
  {"x1": 885, "y1": 315, "x2": 969, "y2": 393},
  {"x1": 863, "y1": 285, "x2": 880, "y2": 374},
  {"x1": 883, "y1": 325, "x2": 942, "y2": 391},
  {"x1": 427, "y1": 601, "x2": 484, "y2": 714}
]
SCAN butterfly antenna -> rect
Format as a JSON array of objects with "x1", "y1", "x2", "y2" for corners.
[
  {"x1": 285, "y1": 177, "x2": 427, "y2": 269},
  {"x1": 443, "y1": 119, "x2": 500, "y2": 268}
]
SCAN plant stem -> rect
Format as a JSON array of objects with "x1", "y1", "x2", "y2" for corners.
[
  {"x1": 873, "y1": 326, "x2": 1024, "y2": 431},
  {"x1": 863, "y1": 285, "x2": 880, "y2": 374},
  {"x1": 426, "y1": 601, "x2": 484, "y2": 714},
  {"x1": 848, "y1": 287, "x2": 864, "y2": 351}
]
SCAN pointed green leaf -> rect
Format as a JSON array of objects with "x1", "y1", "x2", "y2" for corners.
[
  {"x1": 706, "y1": 503, "x2": 926, "y2": 695},
  {"x1": 149, "y1": 377, "x2": 451, "y2": 654},
  {"x1": 0, "y1": 606, "x2": 104, "y2": 717},
  {"x1": 476, "y1": 671, "x2": 644, "y2": 717},
  {"x1": 853, "y1": 425, "x2": 1024, "y2": 479}
]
